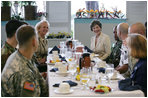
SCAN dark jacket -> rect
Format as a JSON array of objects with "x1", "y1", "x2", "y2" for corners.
[{"x1": 131, "y1": 58, "x2": 147, "y2": 97}]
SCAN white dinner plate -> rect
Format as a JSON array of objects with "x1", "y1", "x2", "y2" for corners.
[
  {"x1": 46, "y1": 61, "x2": 55, "y2": 65},
  {"x1": 55, "y1": 71, "x2": 69, "y2": 76},
  {"x1": 54, "y1": 89, "x2": 74, "y2": 94}
]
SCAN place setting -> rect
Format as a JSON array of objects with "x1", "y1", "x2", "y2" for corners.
[{"x1": 54, "y1": 82, "x2": 74, "y2": 94}]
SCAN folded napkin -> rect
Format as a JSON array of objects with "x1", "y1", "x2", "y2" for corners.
[
  {"x1": 50, "y1": 68, "x2": 58, "y2": 72},
  {"x1": 84, "y1": 46, "x2": 93, "y2": 53},
  {"x1": 97, "y1": 67, "x2": 106, "y2": 73},
  {"x1": 53, "y1": 80, "x2": 78, "y2": 87},
  {"x1": 49, "y1": 46, "x2": 60, "y2": 54},
  {"x1": 61, "y1": 57, "x2": 67, "y2": 62},
  {"x1": 118, "y1": 78, "x2": 142, "y2": 91}
]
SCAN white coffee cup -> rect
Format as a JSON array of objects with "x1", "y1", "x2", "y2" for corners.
[
  {"x1": 58, "y1": 83, "x2": 70, "y2": 93},
  {"x1": 52, "y1": 51, "x2": 58, "y2": 55},
  {"x1": 58, "y1": 65, "x2": 67, "y2": 73},
  {"x1": 55, "y1": 62, "x2": 63, "y2": 68},
  {"x1": 53, "y1": 55, "x2": 59, "y2": 61}
]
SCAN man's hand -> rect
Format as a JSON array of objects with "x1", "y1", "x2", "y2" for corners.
[
  {"x1": 115, "y1": 64, "x2": 128, "y2": 74},
  {"x1": 38, "y1": 58, "x2": 46, "y2": 64},
  {"x1": 41, "y1": 72, "x2": 47, "y2": 80}
]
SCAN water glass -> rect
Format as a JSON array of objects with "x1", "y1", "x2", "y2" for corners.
[{"x1": 108, "y1": 63, "x2": 114, "y2": 68}]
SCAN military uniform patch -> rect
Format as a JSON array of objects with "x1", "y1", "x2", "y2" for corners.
[{"x1": 24, "y1": 81, "x2": 35, "y2": 91}]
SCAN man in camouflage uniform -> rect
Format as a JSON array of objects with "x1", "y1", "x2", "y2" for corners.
[
  {"x1": 105, "y1": 26, "x2": 122, "y2": 68},
  {"x1": 1, "y1": 20, "x2": 23, "y2": 72},
  {"x1": 1, "y1": 25, "x2": 48, "y2": 97}
]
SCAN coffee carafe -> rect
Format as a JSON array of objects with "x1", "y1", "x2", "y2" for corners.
[{"x1": 79, "y1": 53, "x2": 91, "y2": 70}]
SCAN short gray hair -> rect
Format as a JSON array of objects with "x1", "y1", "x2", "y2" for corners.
[{"x1": 35, "y1": 20, "x2": 50, "y2": 34}]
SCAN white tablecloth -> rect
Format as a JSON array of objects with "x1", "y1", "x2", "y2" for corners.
[{"x1": 47, "y1": 65, "x2": 144, "y2": 97}]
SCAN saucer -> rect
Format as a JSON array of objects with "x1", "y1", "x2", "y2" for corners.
[
  {"x1": 46, "y1": 61, "x2": 55, "y2": 65},
  {"x1": 56, "y1": 71, "x2": 69, "y2": 76},
  {"x1": 54, "y1": 89, "x2": 74, "y2": 94}
]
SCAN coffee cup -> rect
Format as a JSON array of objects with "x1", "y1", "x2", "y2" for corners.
[
  {"x1": 55, "y1": 62, "x2": 63, "y2": 68},
  {"x1": 58, "y1": 65, "x2": 67, "y2": 73},
  {"x1": 58, "y1": 83, "x2": 70, "y2": 93},
  {"x1": 52, "y1": 51, "x2": 58, "y2": 55}
]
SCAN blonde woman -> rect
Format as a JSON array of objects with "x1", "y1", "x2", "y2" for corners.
[
  {"x1": 119, "y1": 34, "x2": 147, "y2": 96},
  {"x1": 35, "y1": 20, "x2": 49, "y2": 72}
]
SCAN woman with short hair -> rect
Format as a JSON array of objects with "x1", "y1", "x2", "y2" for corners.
[{"x1": 90, "y1": 20, "x2": 111, "y2": 60}]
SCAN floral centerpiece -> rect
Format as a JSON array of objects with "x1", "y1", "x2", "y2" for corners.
[
  {"x1": 36, "y1": 11, "x2": 47, "y2": 20},
  {"x1": 75, "y1": 7, "x2": 125, "y2": 19},
  {"x1": 76, "y1": 8, "x2": 86, "y2": 18},
  {"x1": 46, "y1": 32, "x2": 72, "y2": 39}
]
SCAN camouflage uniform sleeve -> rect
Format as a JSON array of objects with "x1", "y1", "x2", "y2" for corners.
[
  {"x1": 37, "y1": 71, "x2": 49, "y2": 97},
  {"x1": 1, "y1": 53, "x2": 11, "y2": 71},
  {"x1": 8, "y1": 71, "x2": 41, "y2": 97}
]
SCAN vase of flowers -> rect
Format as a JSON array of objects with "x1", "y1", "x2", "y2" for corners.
[
  {"x1": 46, "y1": 32, "x2": 72, "y2": 39},
  {"x1": 36, "y1": 12, "x2": 46, "y2": 20}
]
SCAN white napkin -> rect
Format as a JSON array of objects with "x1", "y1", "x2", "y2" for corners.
[
  {"x1": 110, "y1": 71, "x2": 120, "y2": 80},
  {"x1": 97, "y1": 61, "x2": 106, "y2": 68}
]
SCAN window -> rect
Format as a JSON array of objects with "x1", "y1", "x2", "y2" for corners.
[
  {"x1": 71, "y1": 0, "x2": 126, "y2": 33},
  {"x1": 71, "y1": 0, "x2": 126, "y2": 18},
  {"x1": 11, "y1": 1, "x2": 46, "y2": 19}
]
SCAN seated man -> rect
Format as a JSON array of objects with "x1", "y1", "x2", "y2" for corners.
[
  {"x1": 105, "y1": 26, "x2": 122, "y2": 68},
  {"x1": 126, "y1": 22, "x2": 146, "y2": 75},
  {"x1": 115, "y1": 23, "x2": 130, "y2": 78},
  {"x1": 1, "y1": 25, "x2": 48, "y2": 97},
  {"x1": 1, "y1": 20, "x2": 23, "y2": 72}
]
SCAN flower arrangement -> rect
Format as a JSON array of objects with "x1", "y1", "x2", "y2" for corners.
[
  {"x1": 76, "y1": 8, "x2": 86, "y2": 18},
  {"x1": 46, "y1": 32, "x2": 72, "y2": 39},
  {"x1": 36, "y1": 12, "x2": 47, "y2": 20},
  {"x1": 75, "y1": 8, "x2": 125, "y2": 19}
]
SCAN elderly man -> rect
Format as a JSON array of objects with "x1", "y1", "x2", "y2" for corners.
[
  {"x1": 126, "y1": 22, "x2": 147, "y2": 76},
  {"x1": 128, "y1": 22, "x2": 146, "y2": 37},
  {"x1": 1, "y1": 20, "x2": 23, "y2": 72},
  {"x1": 115, "y1": 23, "x2": 130, "y2": 78},
  {"x1": 1, "y1": 25, "x2": 48, "y2": 97}
]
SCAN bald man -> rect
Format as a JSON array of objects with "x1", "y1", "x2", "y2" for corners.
[
  {"x1": 129, "y1": 22, "x2": 146, "y2": 37},
  {"x1": 127, "y1": 22, "x2": 146, "y2": 76},
  {"x1": 115, "y1": 23, "x2": 131, "y2": 78}
]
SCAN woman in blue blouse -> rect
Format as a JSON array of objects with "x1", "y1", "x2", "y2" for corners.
[{"x1": 126, "y1": 34, "x2": 147, "y2": 96}]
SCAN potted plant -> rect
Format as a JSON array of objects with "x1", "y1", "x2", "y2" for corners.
[
  {"x1": 11, "y1": 1, "x2": 24, "y2": 20},
  {"x1": 1, "y1": 1, "x2": 12, "y2": 21},
  {"x1": 21, "y1": 1, "x2": 37, "y2": 20}
]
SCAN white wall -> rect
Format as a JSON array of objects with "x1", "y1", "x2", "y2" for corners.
[
  {"x1": 46, "y1": 1, "x2": 71, "y2": 34},
  {"x1": 126, "y1": 1, "x2": 147, "y2": 25}
]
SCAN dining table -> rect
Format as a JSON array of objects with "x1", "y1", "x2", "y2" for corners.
[
  {"x1": 47, "y1": 47, "x2": 145, "y2": 97},
  {"x1": 47, "y1": 42, "x2": 144, "y2": 97}
]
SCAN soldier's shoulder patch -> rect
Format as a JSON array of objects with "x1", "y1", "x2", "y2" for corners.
[{"x1": 23, "y1": 81, "x2": 35, "y2": 91}]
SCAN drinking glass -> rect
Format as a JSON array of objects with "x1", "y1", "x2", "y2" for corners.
[
  {"x1": 108, "y1": 63, "x2": 114, "y2": 68},
  {"x1": 80, "y1": 76, "x2": 90, "y2": 90},
  {"x1": 80, "y1": 68, "x2": 90, "y2": 90},
  {"x1": 68, "y1": 61, "x2": 77, "y2": 79}
]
